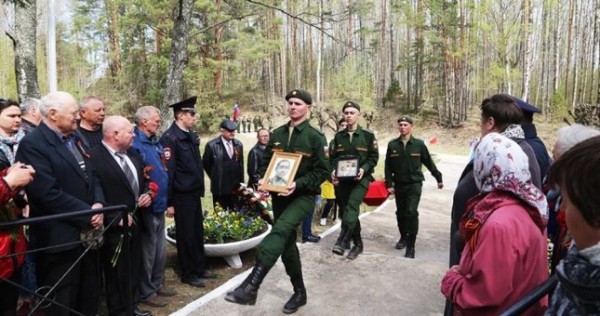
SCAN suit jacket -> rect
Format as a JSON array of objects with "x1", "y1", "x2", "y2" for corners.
[
  {"x1": 15, "y1": 122, "x2": 105, "y2": 253},
  {"x1": 247, "y1": 144, "x2": 265, "y2": 187},
  {"x1": 89, "y1": 145, "x2": 147, "y2": 227},
  {"x1": 202, "y1": 137, "x2": 244, "y2": 195}
]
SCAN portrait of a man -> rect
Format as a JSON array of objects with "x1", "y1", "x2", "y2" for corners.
[{"x1": 267, "y1": 158, "x2": 292, "y2": 186}]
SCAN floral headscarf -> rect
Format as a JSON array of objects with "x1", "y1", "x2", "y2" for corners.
[{"x1": 473, "y1": 132, "x2": 548, "y2": 221}]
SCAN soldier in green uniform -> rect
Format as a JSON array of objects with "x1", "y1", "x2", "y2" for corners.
[
  {"x1": 240, "y1": 116, "x2": 247, "y2": 133},
  {"x1": 330, "y1": 101, "x2": 379, "y2": 260},
  {"x1": 384, "y1": 116, "x2": 443, "y2": 259},
  {"x1": 225, "y1": 89, "x2": 328, "y2": 314}
]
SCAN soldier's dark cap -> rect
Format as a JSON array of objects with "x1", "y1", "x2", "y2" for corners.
[
  {"x1": 285, "y1": 89, "x2": 312, "y2": 105},
  {"x1": 510, "y1": 96, "x2": 541, "y2": 114},
  {"x1": 169, "y1": 96, "x2": 197, "y2": 113},
  {"x1": 397, "y1": 116, "x2": 413, "y2": 124},
  {"x1": 220, "y1": 119, "x2": 237, "y2": 132},
  {"x1": 342, "y1": 101, "x2": 360, "y2": 112}
]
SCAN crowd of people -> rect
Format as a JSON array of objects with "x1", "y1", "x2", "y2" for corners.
[{"x1": 1, "y1": 89, "x2": 599, "y2": 316}]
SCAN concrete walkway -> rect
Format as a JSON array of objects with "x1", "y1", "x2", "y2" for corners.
[{"x1": 172, "y1": 154, "x2": 468, "y2": 316}]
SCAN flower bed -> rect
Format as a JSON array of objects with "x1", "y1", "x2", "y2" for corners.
[{"x1": 165, "y1": 184, "x2": 273, "y2": 268}]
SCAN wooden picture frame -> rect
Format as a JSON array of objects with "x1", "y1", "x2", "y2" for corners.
[
  {"x1": 336, "y1": 156, "x2": 359, "y2": 179},
  {"x1": 262, "y1": 152, "x2": 303, "y2": 193}
]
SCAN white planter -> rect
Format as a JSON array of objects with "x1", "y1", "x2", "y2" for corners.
[{"x1": 165, "y1": 224, "x2": 271, "y2": 269}]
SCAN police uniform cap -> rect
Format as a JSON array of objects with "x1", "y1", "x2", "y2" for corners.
[
  {"x1": 220, "y1": 119, "x2": 237, "y2": 132},
  {"x1": 285, "y1": 89, "x2": 312, "y2": 105},
  {"x1": 397, "y1": 116, "x2": 413, "y2": 124},
  {"x1": 169, "y1": 96, "x2": 197, "y2": 113},
  {"x1": 511, "y1": 96, "x2": 541, "y2": 114},
  {"x1": 342, "y1": 101, "x2": 360, "y2": 112}
]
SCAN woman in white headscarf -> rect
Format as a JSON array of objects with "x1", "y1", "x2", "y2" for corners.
[{"x1": 441, "y1": 133, "x2": 548, "y2": 315}]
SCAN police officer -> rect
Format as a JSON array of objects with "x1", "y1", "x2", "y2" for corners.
[
  {"x1": 159, "y1": 96, "x2": 215, "y2": 288},
  {"x1": 330, "y1": 102, "x2": 379, "y2": 260},
  {"x1": 225, "y1": 89, "x2": 328, "y2": 314},
  {"x1": 384, "y1": 116, "x2": 443, "y2": 258}
]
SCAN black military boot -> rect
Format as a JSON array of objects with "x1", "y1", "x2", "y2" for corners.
[
  {"x1": 332, "y1": 225, "x2": 352, "y2": 255},
  {"x1": 404, "y1": 234, "x2": 416, "y2": 259},
  {"x1": 346, "y1": 229, "x2": 363, "y2": 260},
  {"x1": 395, "y1": 232, "x2": 407, "y2": 250},
  {"x1": 282, "y1": 278, "x2": 307, "y2": 314},
  {"x1": 225, "y1": 260, "x2": 271, "y2": 305}
]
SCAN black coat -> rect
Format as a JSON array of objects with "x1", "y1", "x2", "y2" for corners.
[
  {"x1": 159, "y1": 123, "x2": 205, "y2": 204},
  {"x1": 247, "y1": 144, "x2": 265, "y2": 187},
  {"x1": 202, "y1": 137, "x2": 244, "y2": 195},
  {"x1": 15, "y1": 122, "x2": 105, "y2": 253},
  {"x1": 88, "y1": 145, "x2": 147, "y2": 226}
]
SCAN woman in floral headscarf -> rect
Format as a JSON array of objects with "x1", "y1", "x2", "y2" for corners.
[{"x1": 441, "y1": 132, "x2": 549, "y2": 316}]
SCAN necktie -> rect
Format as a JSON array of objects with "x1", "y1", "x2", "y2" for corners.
[
  {"x1": 116, "y1": 152, "x2": 139, "y2": 198},
  {"x1": 64, "y1": 137, "x2": 88, "y2": 180},
  {"x1": 226, "y1": 142, "x2": 233, "y2": 159}
]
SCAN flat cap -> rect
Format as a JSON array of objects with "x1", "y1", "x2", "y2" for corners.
[
  {"x1": 511, "y1": 96, "x2": 541, "y2": 114},
  {"x1": 285, "y1": 89, "x2": 312, "y2": 105},
  {"x1": 342, "y1": 101, "x2": 360, "y2": 112},
  {"x1": 220, "y1": 119, "x2": 237, "y2": 131},
  {"x1": 397, "y1": 116, "x2": 413, "y2": 124},
  {"x1": 169, "y1": 96, "x2": 197, "y2": 113}
]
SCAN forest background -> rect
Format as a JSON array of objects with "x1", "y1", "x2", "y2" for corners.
[{"x1": 1, "y1": 0, "x2": 599, "y2": 133}]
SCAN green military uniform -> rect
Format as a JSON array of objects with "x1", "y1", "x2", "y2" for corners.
[
  {"x1": 256, "y1": 119, "x2": 328, "y2": 275},
  {"x1": 329, "y1": 126, "x2": 379, "y2": 234},
  {"x1": 240, "y1": 117, "x2": 247, "y2": 133},
  {"x1": 384, "y1": 135, "x2": 442, "y2": 245}
]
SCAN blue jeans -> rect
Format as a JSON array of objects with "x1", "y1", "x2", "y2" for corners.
[{"x1": 302, "y1": 195, "x2": 321, "y2": 237}]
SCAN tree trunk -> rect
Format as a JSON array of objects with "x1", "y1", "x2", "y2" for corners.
[
  {"x1": 596, "y1": 1, "x2": 600, "y2": 104},
  {"x1": 521, "y1": 0, "x2": 533, "y2": 100},
  {"x1": 162, "y1": 0, "x2": 194, "y2": 113},
  {"x1": 13, "y1": 0, "x2": 40, "y2": 100},
  {"x1": 105, "y1": 0, "x2": 122, "y2": 78},
  {"x1": 316, "y1": 0, "x2": 323, "y2": 102},
  {"x1": 414, "y1": 0, "x2": 423, "y2": 112}
]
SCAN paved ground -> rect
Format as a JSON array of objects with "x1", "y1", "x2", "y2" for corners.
[{"x1": 172, "y1": 153, "x2": 468, "y2": 316}]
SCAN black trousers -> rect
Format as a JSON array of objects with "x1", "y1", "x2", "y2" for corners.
[
  {"x1": 173, "y1": 193, "x2": 206, "y2": 281},
  {"x1": 212, "y1": 194, "x2": 235, "y2": 211},
  {"x1": 36, "y1": 247, "x2": 100, "y2": 316},
  {"x1": 0, "y1": 271, "x2": 20, "y2": 316},
  {"x1": 100, "y1": 227, "x2": 142, "y2": 315}
]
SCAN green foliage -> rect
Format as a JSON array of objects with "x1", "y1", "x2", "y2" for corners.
[{"x1": 550, "y1": 91, "x2": 568, "y2": 120}]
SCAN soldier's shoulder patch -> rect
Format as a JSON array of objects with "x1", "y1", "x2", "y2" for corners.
[
  {"x1": 164, "y1": 147, "x2": 172, "y2": 160},
  {"x1": 373, "y1": 139, "x2": 379, "y2": 149},
  {"x1": 310, "y1": 125, "x2": 324, "y2": 135},
  {"x1": 273, "y1": 125, "x2": 287, "y2": 133}
]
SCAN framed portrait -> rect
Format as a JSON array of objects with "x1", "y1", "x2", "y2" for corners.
[
  {"x1": 336, "y1": 156, "x2": 359, "y2": 179},
  {"x1": 262, "y1": 152, "x2": 303, "y2": 193}
]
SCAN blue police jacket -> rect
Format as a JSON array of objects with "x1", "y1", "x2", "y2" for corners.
[{"x1": 132, "y1": 127, "x2": 169, "y2": 213}]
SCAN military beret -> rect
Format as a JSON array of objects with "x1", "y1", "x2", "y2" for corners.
[
  {"x1": 285, "y1": 89, "x2": 312, "y2": 105},
  {"x1": 397, "y1": 116, "x2": 413, "y2": 124},
  {"x1": 511, "y1": 96, "x2": 541, "y2": 114},
  {"x1": 169, "y1": 96, "x2": 197, "y2": 113},
  {"x1": 220, "y1": 119, "x2": 237, "y2": 131},
  {"x1": 342, "y1": 101, "x2": 360, "y2": 112}
]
